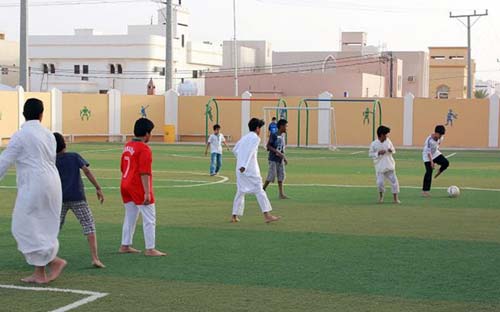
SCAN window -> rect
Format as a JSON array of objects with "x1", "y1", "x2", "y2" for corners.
[
  {"x1": 117, "y1": 64, "x2": 123, "y2": 74},
  {"x1": 99, "y1": 89, "x2": 108, "y2": 94},
  {"x1": 431, "y1": 56, "x2": 446, "y2": 60},
  {"x1": 50, "y1": 64, "x2": 55, "y2": 74},
  {"x1": 81, "y1": 76, "x2": 89, "y2": 81},
  {"x1": 1, "y1": 67, "x2": 8, "y2": 75},
  {"x1": 74, "y1": 65, "x2": 80, "y2": 74},
  {"x1": 436, "y1": 85, "x2": 450, "y2": 99},
  {"x1": 181, "y1": 34, "x2": 185, "y2": 48},
  {"x1": 83, "y1": 65, "x2": 89, "y2": 74},
  {"x1": 110, "y1": 64, "x2": 115, "y2": 74},
  {"x1": 450, "y1": 56, "x2": 465, "y2": 60},
  {"x1": 42, "y1": 64, "x2": 49, "y2": 74}
]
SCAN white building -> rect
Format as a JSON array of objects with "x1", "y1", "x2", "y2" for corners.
[
  {"x1": 29, "y1": 1, "x2": 222, "y2": 95},
  {"x1": 222, "y1": 40, "x2": 273, "y2": 73},
  {"x1": 0, "y1": 33, "x2": 19, "y2": 88}
]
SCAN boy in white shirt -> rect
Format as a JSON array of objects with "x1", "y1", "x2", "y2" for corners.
[
  {"x1": 369, "y1": 125, "x2": 400, "y2": 204},
  {"x1": 205, "y1": 124, "x2": 230, "y2": 176},
  {"x1": 422, "y1": 125, "x2": 449, "y2": 197}
]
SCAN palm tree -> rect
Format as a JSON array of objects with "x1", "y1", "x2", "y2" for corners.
[{"x1": 474, "y1": 89, "x2": 489, "y2": 99}]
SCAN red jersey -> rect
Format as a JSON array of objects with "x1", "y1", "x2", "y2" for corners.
[{"x1": 120, "y1": 140, "x2": 154, "y2": 205}]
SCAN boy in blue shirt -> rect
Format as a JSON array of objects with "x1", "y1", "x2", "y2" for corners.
[
  {"x1": 268, "y1": 117, "x2": 278, "y2": 136},
  {"x1": 54, "y1": 133, "x2": 105, "y2": 268},
  {"x1": 263, "y1": 119, "x2": 288, "y2": 199}
]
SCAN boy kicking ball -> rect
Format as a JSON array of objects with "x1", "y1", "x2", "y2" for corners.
[
  {"x1": 119, "y1": 118, "x2": 166, "y2": 257},
  {"x1": 54, "y1": 133, "x2": 106, "y2": 268},
  {"x1": 368, "y1": 126, "x2": 400, "y2": 204},
  {"x1": 422, "y1": 125, "x2": 449, "y2": 197}
]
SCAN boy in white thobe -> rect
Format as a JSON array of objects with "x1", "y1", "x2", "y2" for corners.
[
  {"x1": 231, "y1": 118, "x2": 280, "y2": 223},
  {"x1": 368, "y1": 125, "x2": 401, "y2": 204},
  {"x1": 0, "y1": 98, "x2": 67, "y2": 284}
]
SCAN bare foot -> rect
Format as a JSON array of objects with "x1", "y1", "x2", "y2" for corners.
[
  {"x1": 422, "y1": 191, "x2": 431, "y2": 198},
  {"x1": 119, "y1": 246, "x2": 142, "y2": 254},
  {"x1": 378, "y1": 197, "x2": 384, "y2": 204},
  {"x1": 279, "y1": 195, "x2": 289, "y2": 200},
  {"x1": 21, "y1": 274, "x2": 48, "y2": 284},
  {"x1": 144, "y1": 249, "x2": 167, "y2": 257},
  {"x1": 48, "y1": 258, "x2": 67, "y2": 282},
  {"x1": 231, "y1": 215, "x2": 240, "y2": 223},
  {"x1": 434, "y1": 171, "x2": 442, "y2": 179},
  {"x1": 394, "y1": 200, "x2": 402, "y2": 204},
  {"x1": 265, "y1": 215, "x2": 281, "y2": 223},
  {"x1": 92, "y1": 260, "x2": 106, "y2": 269}
]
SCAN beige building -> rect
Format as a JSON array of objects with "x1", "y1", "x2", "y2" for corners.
[
  {"x1": 429, "y1": 47, "x2": 475, "y2": 99},
  {"x1": 0, "y1": 33, "x2": 19, "y2": 88}
]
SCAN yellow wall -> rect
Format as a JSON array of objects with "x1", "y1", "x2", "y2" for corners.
[
  {"x1": 121, "y1": 95, "x2": 165, "y2": 135},
  {"x1": 0, "y1": 91, "x2": 19, "y2": 139},
  {"x1": 25, "y1": 92, "x2": 51, "y2": 130},
  {"x1": 178, "y1": 96, "x2": 242, "y2": 142},
  {"x1": 413, "y1": 98, "x2": 489, "y2": 148},
  {"x1": 62, "y1": 93, "x2": 109, "y2": 135}
]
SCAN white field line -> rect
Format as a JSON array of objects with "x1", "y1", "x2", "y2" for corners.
[
  {"x1": 446, "y1": 152, "x2": 457, "y2": 158},
  {"x1": 79, "y1": 148, "x2": 122, "y2": 154},
  {"x1": 350, "y1": 151, "x2": 365, "y2": 155},
  {"x1": 0, "y1": 284, "x2": 108, "y2": 312}
]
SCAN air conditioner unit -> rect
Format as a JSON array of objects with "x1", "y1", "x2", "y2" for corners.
[{"x1": 408, "y1": 76, "x2": 416, "y2": 82}]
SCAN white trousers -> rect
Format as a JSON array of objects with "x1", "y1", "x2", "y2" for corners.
[
  {"x1": 121, "y1": 202, "x2": 156, "y2": 250},
  {"x1": 376, "y1": 170, "x2": 400, "y2": 194},
  {"x1": 232, "y1": 173, "x2": 273, "y2": 216}
]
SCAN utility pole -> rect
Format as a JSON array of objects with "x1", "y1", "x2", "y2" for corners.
[
  {"x1": 233, "y1": 0, "x2": 239, "y2": 97},
  {"x1": 165, "y1": 0, "x2": 173, "y2": 92},
  {"x1": 20, "y1": 0, "x2": 29, "y2": 90},
  {"x1": 389, "y1": 51, "x2": 393, "y2": 98},
  {"x1": 450, "y1": 10, "x2": 488, "y2": 99}
]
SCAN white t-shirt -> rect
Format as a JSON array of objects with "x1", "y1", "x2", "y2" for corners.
[
  {"x1": 422, "y1": 135, "x2": 442, "y2": 162},
  {"x1": 368, "y1": 138, "x2": 396, "y2": 173},
  {"x1": 208, "y1": 133, "x2": 226, "y2": 154}
]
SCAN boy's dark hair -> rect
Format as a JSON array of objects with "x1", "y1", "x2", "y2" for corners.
[
  {"x1": 377, "y1": 125, "x2": 391, "y2": 138},
  {"x1": 134, "y1": 118, "x2": 155, "y2": 137},
  {"x1": 277, "y1": 119, "x2": 288, "y2": 128},
  {"x1": 213, "y1": 124, "x2": 221, "y2": 131},
  {"x1": 54, "y1": 132, "x2": 66, "y2": 153},
  {"x1": 248, "y1": 118, "x2": 265, "y2": 132},
  {"x1": 23, "y1": 98, "x2": 44, "y2": 121},
  {"x1": 272, "y1": 117, "x2": 277, "y2": 121},
  {"x1": 435, "y1": 125, "x2": 446, "y2": 135}
]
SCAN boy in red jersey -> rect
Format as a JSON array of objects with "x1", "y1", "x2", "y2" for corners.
[{"x1": 119, "y1": 118, "x2": 166, "y2": 257}]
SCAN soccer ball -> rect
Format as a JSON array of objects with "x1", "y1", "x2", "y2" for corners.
[{"x1": 447, "y1": 186, "x2": 460, "y2": 198}]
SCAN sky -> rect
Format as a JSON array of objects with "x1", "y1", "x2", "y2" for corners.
[{"x1": 0, "y1": 0, "x2": 499, "y2": 81}]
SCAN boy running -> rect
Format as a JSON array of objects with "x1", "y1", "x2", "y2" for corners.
[
  {"x1": 368, "y1": 126, "x2": 400, "y2": 204},
  {"x1": 205, "y1": 124, "x2": 230, "y2": 176},
  {"x1": 231, "y1": 118, "x2": 281, "y2": 224},
  {"x1": 422, "y1": 125, "x2": 449, "y2": 197},
  {"x1": 263, "y1": 119, "x2": 289, "y2": 199},
  {"x1": 119, "y1": 118, "x2": 166, "y2": 256},
  {"x1": 54, "y1": 133, "x2": 105, "y2": 268}
]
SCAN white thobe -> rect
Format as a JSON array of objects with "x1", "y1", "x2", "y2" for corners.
[
  {"x1": 368, "y1": 138, "x2": 399, "y2": 194},
  {"x1": 0, "y1": 120, "x2": 62, "y2": 266},
  {"x1": 232, "y1": 132, "x2": 272, "y2": 216}
]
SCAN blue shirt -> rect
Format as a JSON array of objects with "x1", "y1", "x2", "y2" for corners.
[
  {"x1": 56, "y1": 152, "x2": 89, "y2": 202},
  {"x1": 268, "y1": 133, "x2": 285, "y2": 162},
  {"x1": 269, "y1": 122, "x2": 278, "y2": 135}
]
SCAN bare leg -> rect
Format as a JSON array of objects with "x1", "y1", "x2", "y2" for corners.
[
  {"x1": 231, "y1": 215, "x2": 240, "y2": 223},
  {"x1": 393, "y1": 193, "x2": 401, "y2": 204},
  {"x1": 263, "y1": 180, "x2": 271, "y2": 191},
  {"x1": 145, "y1": 249, "x2": 167, "y2": 257},
  {"x1": 87, "y1": 233, "x2": 105, "y2": 268},
  {"x1": 119, "y1": 245, "x2": 141, "y2": 253},
  {"x1": 264, "y1": 212, "x2": 281, "y2": 223},
  {"x1": 48, "y1": 257, "x2": 67, "y2": 282},
  {"x1": 278, "y1": 182, "x2": 288, "y2": 199},
  {"x1": 378, "y1": 192, "x2": 384, "y2": 204},
  {"x1": 21, "y1": 266, "x2": 48, "y2": 284}
]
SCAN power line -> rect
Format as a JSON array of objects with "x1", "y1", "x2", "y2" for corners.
[{"x1": 0, "y1": 0, "x2": 156, "y2": 8}]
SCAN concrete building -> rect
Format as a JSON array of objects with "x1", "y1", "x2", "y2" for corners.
[
  {"x1": 0, "y1": 33, "x2": 19, "y2": 88},
  {"x1": 207, "y1": 32, "x2": 428, "y2": 98},
  {"x1": 429, "y1": 47, "x2": 475, "y2": 99},
  {"x1": 222, "y1": 40, "x2": 273, "y2": 73},
  {"x1": 28, "y1": 1, "x2": 222, "y2": 95}
]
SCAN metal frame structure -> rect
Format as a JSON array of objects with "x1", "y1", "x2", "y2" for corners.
[
  {"x1": 204, "y1": 97, "x2": 288, "y2": 141},
  {"x1": 297, "y1": 98, "x2": 382, "y2": 146}
]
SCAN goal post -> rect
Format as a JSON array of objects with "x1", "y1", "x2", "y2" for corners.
[{"x1": 263, "y1": 106, "x2": 338, "y2": 150}]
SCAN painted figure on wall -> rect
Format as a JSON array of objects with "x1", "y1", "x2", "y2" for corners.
[
  {"x1": 445, "y1": 109, "x2": 458, "y2": 126},
  {"x1": 80, "y1": 106, "x2": 91, "y2": 121},
  {"x1": 362, "y1": 107, "x2": 371, "y2": 125},
  {"x1": 140, "y1": 105, "x2": 149, "y2": 118}
]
